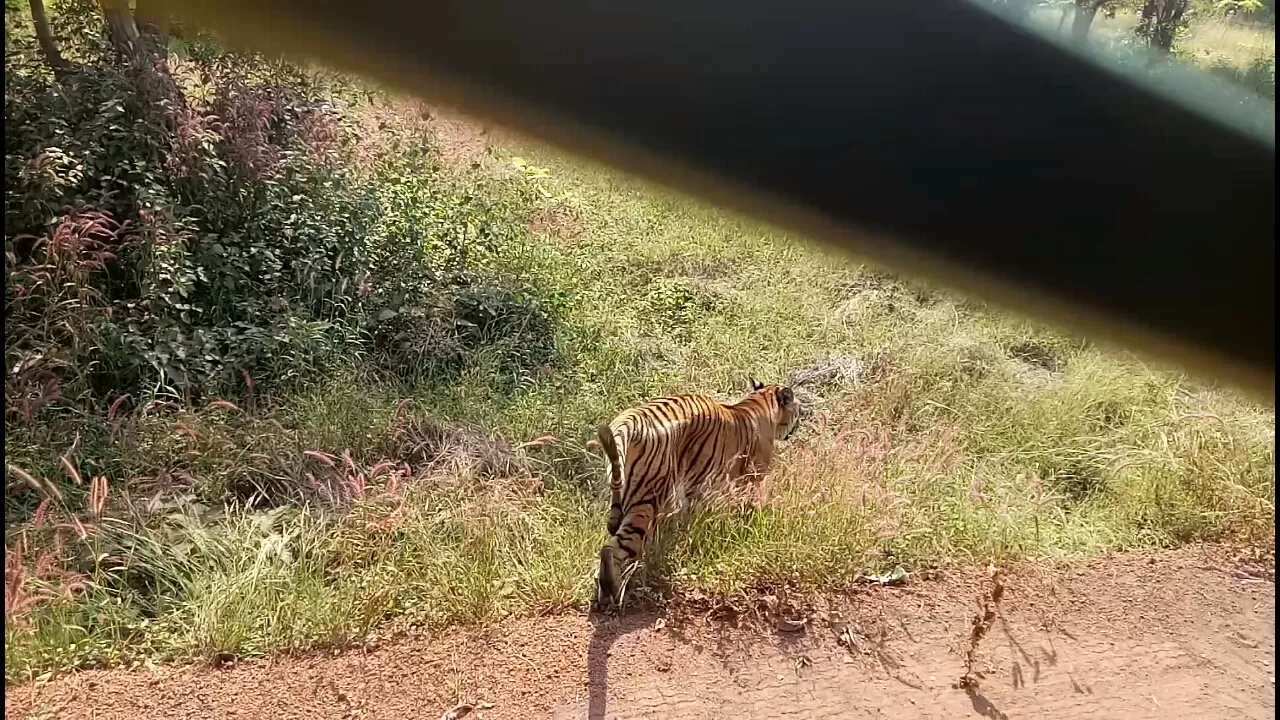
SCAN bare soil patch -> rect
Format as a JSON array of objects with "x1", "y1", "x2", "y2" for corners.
[{"x1": 7, "y1": 547, "x2": 1273, "y2": 719}]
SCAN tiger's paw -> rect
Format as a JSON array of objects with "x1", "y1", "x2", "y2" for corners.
[
  {"x1": 593, "y1": 580, "x2": 621, "y2": 614},
  {"x1": 592, "y1": 593, "x2": 620, "y2": 615}
]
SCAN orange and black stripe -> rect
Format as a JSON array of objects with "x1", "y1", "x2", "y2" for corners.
[{"x1": 596, "y1": 383, "x2": 799, "y2": 607}]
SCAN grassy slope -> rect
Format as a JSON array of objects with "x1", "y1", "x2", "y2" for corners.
[
  {"x1": 6, "y1": 124, "x2": 1275, "y2": 682},
  {"x1": 9, "y1": 130, "x2": 1273, "y2": 681},
  {"x1": 511, "y1": 146, "x2": 1274, "y2": 572}
]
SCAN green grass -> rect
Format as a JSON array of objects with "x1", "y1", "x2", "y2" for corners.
[{"x1": 5, "y1": 117, "x2": 1275, "y2": 684}]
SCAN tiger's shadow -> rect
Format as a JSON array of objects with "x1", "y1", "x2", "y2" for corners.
[
  {"x1": 585, "y1": 609, "x2": 654, "y2": 719},
  {"x1": 587, "y1": 498, "x2": 764, "y2": 718}
]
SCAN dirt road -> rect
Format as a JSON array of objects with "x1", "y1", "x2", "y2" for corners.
[{"x1": 7, "y1": 547, "x2": 1273, "y2": 719}]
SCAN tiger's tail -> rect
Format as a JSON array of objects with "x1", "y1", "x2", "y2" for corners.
[{"x1": 598, "y1": 422, "x2": 626, "y2": 531}]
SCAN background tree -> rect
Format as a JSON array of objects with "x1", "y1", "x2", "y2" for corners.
[
  {"x1": 97, "y1": 0, "x2": 184, "y2": 115},
  {"x1": 1072, "y1": 0, "x2": 1117, "y2": 41},
  {"x1": 27, "y1": 0, "x2": 71, "y2": 74},
  {"x1": 134, "y1": 0, "x2": 171, "y2": 58},
  {"x1": 1137, "y1": 0, "x2": 1191, "y2": 51}
]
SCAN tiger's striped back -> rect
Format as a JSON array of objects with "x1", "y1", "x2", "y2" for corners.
[{"x1": 595, "y1": 383, "x2": 800, "y2": 608}]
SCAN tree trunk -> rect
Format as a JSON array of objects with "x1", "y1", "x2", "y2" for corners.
[
  {"x1": 28, "y1": 0, "x2": 72, "y2": 75},
  {"x1": 101, "y1": 0, "x2": 145, "y2": 65},
  {"x1": 1140, "y1": 0, "x2": 1190, "y2": 52},
  {"x1": 1071, "y1": 0, "x2": 1103, "y2": 43},
  {"x1": 98, "y1": 0, "x2": 186, "y2": 115},
  {"x1": 134, "y1": 0, "x2": 171, "y2": 59}
]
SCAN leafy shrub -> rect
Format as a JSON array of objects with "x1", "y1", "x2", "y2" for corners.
[{"x1": 4, "y1": 4, "x2": 559, "y2": 427}]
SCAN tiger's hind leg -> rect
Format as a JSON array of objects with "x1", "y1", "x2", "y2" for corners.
[{"x1": 596, "y1": 499, "x2": 658, "y2": 610}]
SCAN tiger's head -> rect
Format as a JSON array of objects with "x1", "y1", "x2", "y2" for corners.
[{"x1": 749, "y1": 379, "x2": 801, "y2": 441}]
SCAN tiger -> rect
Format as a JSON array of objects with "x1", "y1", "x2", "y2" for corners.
[{"x1": 594, "y1": 379, "x2": 801, "y2": 608}]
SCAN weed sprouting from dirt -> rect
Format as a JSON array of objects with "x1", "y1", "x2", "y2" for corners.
[{"x1": 956, "y1": 565, "x2": 1006, "y2": 690}]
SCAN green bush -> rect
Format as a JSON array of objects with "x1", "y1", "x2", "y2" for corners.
[{"x1": 4, "y1": 4, "x2": 559, "y2": 424}]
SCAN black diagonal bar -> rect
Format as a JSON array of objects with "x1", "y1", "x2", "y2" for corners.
[{"x1": 169, "y1": 0, "x2": 1276, "y2": 396}]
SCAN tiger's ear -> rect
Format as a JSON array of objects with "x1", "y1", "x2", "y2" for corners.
[
  {"x1": 778, "y1": 386, "x2": 795, "y2": 405},
  {"x1": 750, "y1": 378, "x2": 765, "y2": 391}
]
